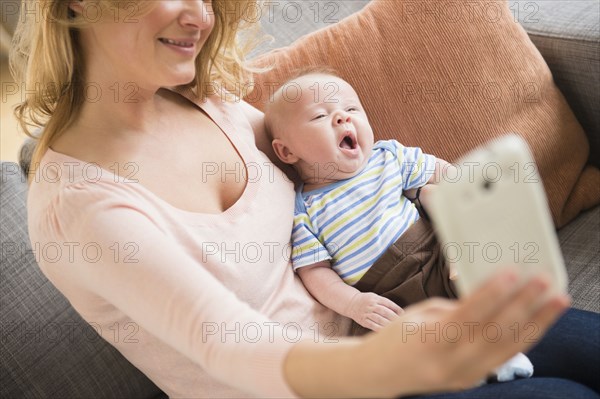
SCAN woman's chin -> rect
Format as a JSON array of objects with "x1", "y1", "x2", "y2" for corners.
[
  {"x1": 170, "y1": 74, "x2": 196, "y2": 87},
  {"x1": 163, "y1": 68, "x2": 197, "y2": 87}
]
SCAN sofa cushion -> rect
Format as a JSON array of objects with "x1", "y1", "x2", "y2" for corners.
[
  {"x1": 0, "y1": 162, "x2": 164, "y2": 398},
  {"x1": 255, "y1": 0, "x2": 599, "y2": 168},
  {"x1": 509, "y1": 0, "x2": 600, "y2": 167},
  {"x1": 246, "y1": 0, "x2": 600, "y2": 228}
]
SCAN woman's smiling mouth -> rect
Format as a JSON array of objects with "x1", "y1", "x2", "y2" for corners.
[
  {"x1": 158, "y1": 37, "x2": 197, "y2": 56},
  {"x1": 159, "y1": 38, "x2": 194, "y2": 47}
]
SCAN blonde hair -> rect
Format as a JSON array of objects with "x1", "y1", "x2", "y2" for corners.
[{"x1": 10, "y1": 0, "x2": 265, "y2": 183}]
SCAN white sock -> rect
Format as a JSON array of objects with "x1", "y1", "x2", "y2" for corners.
[{"x1": 494, "y1": 352, "x2": 534, "y2": 382}]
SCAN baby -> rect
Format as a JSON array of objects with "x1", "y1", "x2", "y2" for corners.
[{"x1": 265, "y1": 70, "x2": 533, "y2": 382}]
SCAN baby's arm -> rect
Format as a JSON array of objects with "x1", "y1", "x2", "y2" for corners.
[
  {"x1": 403, "y1": 157, "x2": 456, "y2": 197},
  {"x1": 403, "y1": 157, "x2": 461, "y2": 218},
  {"x1": 403, "y1": 158, "x2": 460, "y2": 279},
  {"x1": 297, "y1": 262, "x2": 403, "y2": 331}
]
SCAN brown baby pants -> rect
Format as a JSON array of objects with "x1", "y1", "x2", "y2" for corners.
[{"x1": 349, "y1": 218, "x2": 458, "y2": 336}]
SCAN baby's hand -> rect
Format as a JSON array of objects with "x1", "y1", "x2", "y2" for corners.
[{"x1": 347, "y1": 292, "x2": 404, "y2": 332}]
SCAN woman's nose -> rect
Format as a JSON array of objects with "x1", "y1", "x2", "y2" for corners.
[{"x1": 179, "y1": 0, "x2": 213, "y2": 29}]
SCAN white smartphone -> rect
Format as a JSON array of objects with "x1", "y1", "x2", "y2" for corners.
[{"x1": 428, "y1": 134, "x2": 568, "y2": 297}]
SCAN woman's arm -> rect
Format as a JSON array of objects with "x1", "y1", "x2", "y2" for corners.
[
  {"x1": 41, "y1": 181, "x2": 302, "y2": 397},
  {"x1": 284, "y1": 269, "x2": 570, "y2": 398},
  {"x1": 298, "y1": 262, "x2": 403, "y2": 331},
  {"x1": 240, "y1": 100, "x2": 300, "y2": 183},
  {"x1": 239, "y1": 100, "x2": 277, "y2": 162},
  {"x1": 46, "y1": 181, "x2": 569, "y2": 399}
]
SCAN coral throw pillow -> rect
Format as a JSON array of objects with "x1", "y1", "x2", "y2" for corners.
[{"x1": 245, "y1": 0, "x2": 599, "y2": 227}]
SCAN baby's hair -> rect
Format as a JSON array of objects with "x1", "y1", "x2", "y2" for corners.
[{"x1": 264, "y1": 65, "x2": 341, "y2": 140}]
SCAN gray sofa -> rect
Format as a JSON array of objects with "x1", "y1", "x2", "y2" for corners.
[{"x1": 1, "y1": 1, "x2": 598, "y2": 398}]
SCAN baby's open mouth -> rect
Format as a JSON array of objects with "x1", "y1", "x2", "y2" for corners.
[{"x1": 339, "y1": 133, "x2": 357, "y2": 150}]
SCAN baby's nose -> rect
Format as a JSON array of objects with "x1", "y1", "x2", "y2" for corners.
[{"x1": 335, "y1": 112, "x2": 351, "y2": 125}]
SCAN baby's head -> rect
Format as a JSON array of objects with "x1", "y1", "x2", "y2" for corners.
[{"x1": 265, "y1": 70, "x2": 375, "y2": 187}]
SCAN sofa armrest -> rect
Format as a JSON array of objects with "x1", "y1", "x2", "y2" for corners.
[{"x1": 511, "y1": 0, "x2": 600, "y2": 166}]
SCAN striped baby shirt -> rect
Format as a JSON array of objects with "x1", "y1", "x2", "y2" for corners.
[{"x1": 291, "y1": 140, "x2": 437, "y2": 285}]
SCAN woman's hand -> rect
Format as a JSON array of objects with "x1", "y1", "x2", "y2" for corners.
[
  {"x1": 284, "y1": 268, "x2": 570, "y2": 398},
  {"x1": 358, "y1": 268, "x2": 570, "y2": 397}
]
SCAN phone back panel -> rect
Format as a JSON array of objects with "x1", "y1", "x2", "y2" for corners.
[{"x1": 429, "y1": 135, "x2": 567, "y2": 297}]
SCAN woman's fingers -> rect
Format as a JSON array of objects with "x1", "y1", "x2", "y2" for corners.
[
  {"x1": 454, "y1": 268, "x2": 520, "y2": 324},
  {"x1": 492, "y1": 276, "x2": 551, "y2": 331},
  {"x1": 512, "y1": 292, "x2": 570, "y2": 346},
  {"x1": 470, "y1": 275, "x2": 568, "y2": 350},
  {"x1": 446, "y1": 275, "x2": 570, "y2": 384},
  {"x1": 370, "y1": 278, "x2": 569, "y2": 396}
]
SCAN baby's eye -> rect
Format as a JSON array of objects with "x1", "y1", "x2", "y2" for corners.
[
  {"x1": 347, "y1": 107, "x2": 359, "y2": 112},
  {"x1": 312, "y1": 114, "x2": 326, "y2": 120}
]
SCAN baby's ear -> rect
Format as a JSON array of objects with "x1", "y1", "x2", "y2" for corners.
[{"x1": 272, "y1": 138, "x2": 299, "y2": 164}]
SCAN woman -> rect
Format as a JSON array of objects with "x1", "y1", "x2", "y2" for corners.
[{"x1": 12, "y1": 1, "x2": 598, "y2": 398}]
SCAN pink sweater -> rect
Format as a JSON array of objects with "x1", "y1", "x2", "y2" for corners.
[{"x1": 27, "y1": 93, "x2": 350, "y2": 398}]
